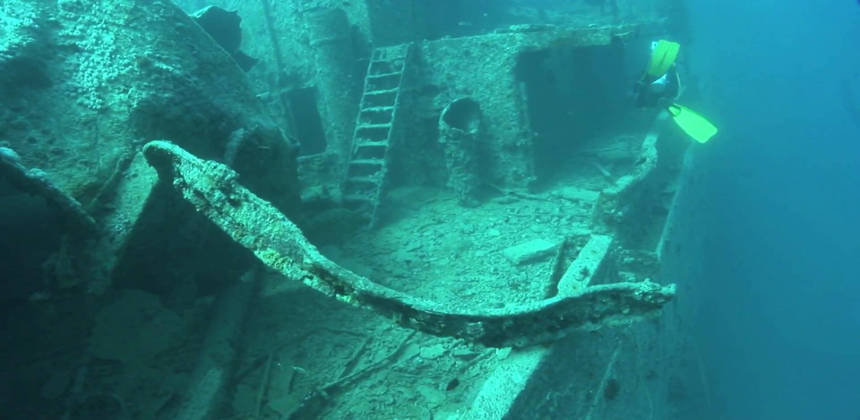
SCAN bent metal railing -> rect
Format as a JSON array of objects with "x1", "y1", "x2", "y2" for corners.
[{"x1": 142, "y1": 140, "x2": 675, "y2": 348}]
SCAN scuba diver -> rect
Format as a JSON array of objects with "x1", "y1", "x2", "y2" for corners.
[{"x1": 634, "y1": 40, "x2": 718, "y2": 143}]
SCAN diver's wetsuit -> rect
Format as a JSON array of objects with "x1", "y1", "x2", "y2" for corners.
[{"x1": 635, "y1": 67, "x2": 680, "y2": 108}]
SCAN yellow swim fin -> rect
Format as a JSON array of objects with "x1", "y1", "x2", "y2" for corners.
[
  {"x1": 646, "y1": 40, "x2": 681, "y2": 82},
  {"x1": 667, "y1": 104, "x2": 718, "y2": 143}
]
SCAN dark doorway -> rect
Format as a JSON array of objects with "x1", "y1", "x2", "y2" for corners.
[
  {"x1": 515, "y1": 44, "x2": 630, "y2": 181},
  {"x1": 284, "y1": 87, "x2": 327, "y2": 155}
]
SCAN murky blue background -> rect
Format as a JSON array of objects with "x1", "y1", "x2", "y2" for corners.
[{"x1": 688, "y1": 1, "x2": 860, "y2": 418}]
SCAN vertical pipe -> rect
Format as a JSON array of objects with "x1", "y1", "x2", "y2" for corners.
[{"x1": 303, "y1": 7, "x2": 360, "y2": 168}]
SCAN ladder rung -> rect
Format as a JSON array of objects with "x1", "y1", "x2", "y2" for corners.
[
  {"x1": 354, "y1": 140, "x2": 389, "y2": 148},
  {"x1": 367, "y1": 71, "x2": 402, "y2": 79},
  {"x1": 364, "y1": 88, "x2": 398, "y2": 95},
  {"x1": 361, "y1": 106, "x2": 394, "y2": 112},
  {"x1": 355, "y1": 143, "x2": 388, "y2": 151},
  {"x1": 361, "y1": 99, "x2": 396, "y2": 110},
  {"x1": 350, "y1": 158, "x2": 385, "y2": 166},
  {"x1": 355, "y1": 141, "x2": 388, "y2": 147},
  {"x1": 356, "y1": 123, "x2": 392, "y2": 130}
]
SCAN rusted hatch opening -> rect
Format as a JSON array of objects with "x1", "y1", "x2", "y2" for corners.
[{"x1": 441, "y1": 97, "x2": 481, "y2": 133}]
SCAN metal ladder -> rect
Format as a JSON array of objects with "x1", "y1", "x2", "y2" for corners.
[{"x1": 342, "y1": 43, "x2": 411, "y2": 227}]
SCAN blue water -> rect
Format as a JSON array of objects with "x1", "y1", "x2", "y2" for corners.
[{"x1": 687, "y1": 1, "x2": 860, "y2": 419}]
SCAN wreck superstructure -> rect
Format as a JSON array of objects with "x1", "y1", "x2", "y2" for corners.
[{"x1": 0, "y1": 0, "x2": 707, "y2": 418}]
